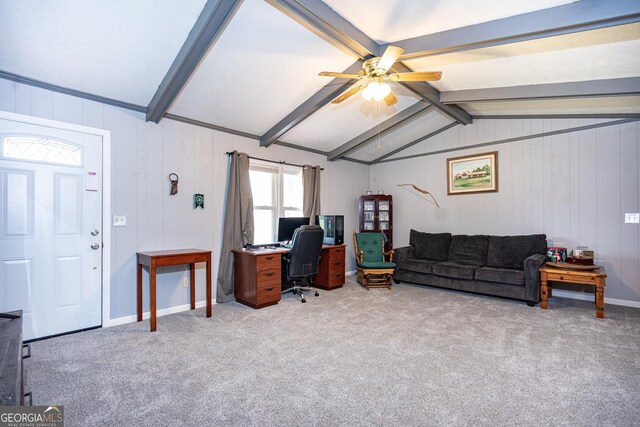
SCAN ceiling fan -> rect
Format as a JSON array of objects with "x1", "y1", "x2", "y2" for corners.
[{"x1": 319, "y1": 45, "x2": 442, "y2": 107}]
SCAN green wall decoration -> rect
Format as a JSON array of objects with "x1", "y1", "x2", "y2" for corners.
[{"x1": 194, "y1": 193, "x2": 204, "y2": 209}]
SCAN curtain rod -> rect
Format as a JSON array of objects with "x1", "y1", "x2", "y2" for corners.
[{"x1": 225, "y1": 152, "x2": 324, "y2": 170}]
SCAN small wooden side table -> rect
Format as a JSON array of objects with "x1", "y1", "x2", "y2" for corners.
[
  {"x1": 137, "y1": 249, "x2": 212, "y2": 332},
  {"x1": 539, "y1": 265, "x2": 607, "y2": 318}
]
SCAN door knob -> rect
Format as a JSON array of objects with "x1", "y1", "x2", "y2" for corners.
[
  {"x1": 91, "y1": 229, "x2": 100, "y2": 236},
  {"x1": 91, "y1": 243, "x2": 100, "y2": 250}
]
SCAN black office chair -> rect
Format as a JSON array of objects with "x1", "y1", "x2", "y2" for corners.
[{"x1": 282, "y1": 225, "x2": 324, "y2": 303}]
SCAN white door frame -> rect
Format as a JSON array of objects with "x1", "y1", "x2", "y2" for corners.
[{"x1": 0, "y1": 110, "x2": 112, "y2": 328}]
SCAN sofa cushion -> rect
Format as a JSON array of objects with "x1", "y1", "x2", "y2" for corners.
[
  {"x1": 409, "y1": 230, "x2": 451, "y2": 261},
  {"x1": 475, "y1": 267, "x2": 525, "y2": 286},
  {"x1": 486, "y1": 234, "x2": 547, "y2": 270},
  {"x1": 447, "y1": 235, "x2": 489, "y2": 266},
  {"x1": 399, "y1": 258, "x2": 439, "y2": 274},
  {"x1": 432, "y1": 261, "x2": 478, "y2": 280}
]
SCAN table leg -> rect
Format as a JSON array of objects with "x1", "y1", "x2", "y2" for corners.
[
  {"x1": 540, "y1": 273, "x2": 549, "y2": 310},
  {"x1": 190, "y1": 263, "x2": 196, "y2": 310},
  {"x1": 548, "y1": 285, "x2": 553, "y2": 299},
  {"x1": 595, "y1": 278, "x2": 605, "y2": 319},
  {"x1": 150, "y1": 265, "x2": 157, "y2": 332},
  {"x1": 206, "y1": 257, "x2": 212, "y2": 318},
  {"x1": 137, "y1": 262, "x2": 143, "y2": 322}
]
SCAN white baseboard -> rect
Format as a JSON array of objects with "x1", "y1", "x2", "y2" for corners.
[
  {"x1": 105, "y1": 300, "x2": 212, "y2": 327},
  {"x1": 551, "y1": 290, "x2": 640, "y2": 309},
  {"x1": 346, "y1": 270, "x2": 356, "y2": 276}
]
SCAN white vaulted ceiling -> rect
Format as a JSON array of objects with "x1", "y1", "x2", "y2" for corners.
[
  {"x1": 169, "y1": 0, "x2": 355, "y2": 135},
  {"x1": 0, "y1": 0, "x2": 639, "y2": 163},
  {"x1": 321, "y1": 0, "x2": 576, "y2": 43},
  {"x1": 0, "y1": 0, "x2": 206, "y2": 106}
]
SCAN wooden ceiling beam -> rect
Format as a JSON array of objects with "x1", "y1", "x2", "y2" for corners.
[
  {"x1": 327, "y1": 102, "x2": 433, "y2": 161},
  {"x1": 440, "y1": 77, "x2": 640, "y2": 104},
  {"x1": 259, "y1": 60, "x2": 363, "y2": 147},
  {"x1": 387, "y1": 0, "x2": 640, "y2": 60},
  {"x1": 146, "y1": 0, "x2": 243, "y2": 123},
  {"x1": 263, "y1": 0, "x2": 472, "y2": 153}
]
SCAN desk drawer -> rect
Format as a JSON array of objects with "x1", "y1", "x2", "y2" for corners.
[
  {"x1": 257, "y1": 268, "x2": 280, "y2": 284},
  {"x1": 257, "y1": 284, "x2": 281, "y2": 305},
  {"x1": 256, "y1": 254, "x2": 280, "y2": 272},
  {"x1": 327, "y1": 246, "x2": 345, "y2": 260},
  {"x1": 324, "y1": 271, "x2": 345, "y2": 286},
  {"x1": 328, "y1": 258, "x2": 344, "y2": 273}
]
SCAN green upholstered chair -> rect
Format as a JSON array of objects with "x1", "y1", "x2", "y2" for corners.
[{"x1": 353, "y1": 232, "x2": 395, "y2": 290}]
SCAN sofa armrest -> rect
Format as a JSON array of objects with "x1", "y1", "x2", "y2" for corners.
[
  {"x1": 524, "y1": 254, "x2": 546, "y2": 302},
  {"x1": 393, "y1": 246, "x2": 414, "y2": 266}
]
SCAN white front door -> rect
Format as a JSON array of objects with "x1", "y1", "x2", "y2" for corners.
[{"x1": 0, "y1": 118, "x2": 103, "y2": 340}]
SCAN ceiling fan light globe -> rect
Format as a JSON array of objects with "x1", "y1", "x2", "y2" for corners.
[
  {"x1": 362, "y1": 83, "x2": 376, "y2": 100},
  {"x1": 373, "y1": 82, "x2": 391, "y2": 100}
]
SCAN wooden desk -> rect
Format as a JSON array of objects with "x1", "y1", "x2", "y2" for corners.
[
  {"x1": 539, "y1": 265, "x2": 607, "y2": 318},
  {"x1": 137, "y1": 249, "x2": 212, "y2": 332},
  {"x1": 232, "y1": 245, "x2": 346, "y2": 309}
]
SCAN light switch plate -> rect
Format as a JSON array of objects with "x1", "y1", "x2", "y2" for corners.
[
  {"x1": 113, "y1": 215, "x2": 127, "y2": 227},
  {"x1": 625, "y1": 213, "x2": 640, "y2": 224}
]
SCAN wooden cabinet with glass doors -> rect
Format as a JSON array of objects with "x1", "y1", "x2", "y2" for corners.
[{"x1": 358, "y1": 194, "x2": 393, "y2": 251}]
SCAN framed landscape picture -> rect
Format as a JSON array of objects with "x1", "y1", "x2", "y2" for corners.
[{"x1": 447, "y1": 151, "x2": 498, "y2": 195}]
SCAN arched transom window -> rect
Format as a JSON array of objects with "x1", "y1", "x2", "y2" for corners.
[{"x1": 2, "y1": 136, "x2": 82, "y2": 166}]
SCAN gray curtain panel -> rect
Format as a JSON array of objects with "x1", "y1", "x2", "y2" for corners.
[
  {"x1": 303, "y1": 165, "x2": 321, "y2": 225},
  {"x1": 216, "y1": 151, "x2": 254, "y2": 303}
]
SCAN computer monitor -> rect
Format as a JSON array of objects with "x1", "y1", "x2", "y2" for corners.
[{"x1": 277, "y1": 217, "x2": 310, "y2": 243}]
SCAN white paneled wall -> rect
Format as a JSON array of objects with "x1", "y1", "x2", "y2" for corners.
[
  {"x1": 0, "y1": 79, "x2": 370, "y2": 322},
  {"x1": 2, "y1": 77, "x2": 637, "y2": 312},
  {"x1": 371, "y1": 118, "x2": 640, "y2": 304}
]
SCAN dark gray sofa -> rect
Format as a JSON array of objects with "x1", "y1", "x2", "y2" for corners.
[{"x1": 393, "y1": 230, "x2": 547, "y2": 305}]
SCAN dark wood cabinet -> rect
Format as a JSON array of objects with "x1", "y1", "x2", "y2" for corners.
[
  {"x1": 359, "y1": 194, "x2": 393, "y2": 251},
  {"x1": 0, "y1": 311, "x2": 26, "y2": 406},
  {"x1": 314, "y1": 244, "x2": 346, "y2": 290}
]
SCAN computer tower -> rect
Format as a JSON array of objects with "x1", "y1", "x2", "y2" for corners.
[{"x1": 317, "y1": 215, "x2": 344, "y2": 245}]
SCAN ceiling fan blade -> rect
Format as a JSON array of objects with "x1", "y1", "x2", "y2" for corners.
[
  {"x1": 377, "y1": 45, "x2": 404, "y2": 73},
  {"x1": 384, "y1": 90, "x2": 398, "y2": 107},
  {"x1": 319, "y1": 71, "x2": 363, "y2": 79},
  {"x1": 388, "y1": 71, "x2": 442, "y2": 82},
  {"x1": 331, "y1": 84, "x2": 364, "y2": 104}
]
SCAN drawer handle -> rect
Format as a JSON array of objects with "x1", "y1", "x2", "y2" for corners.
[
  {"x1": 335, "y1": 273, "x2": 341, "y2": 277},
  {"x1": 334, "y1": 261, "x2": 342, "y2": 265},
  {"x1": 265, "y1": 256, "x2": 274, "y2": 261},
  {"x1": 265, "y1": 287, "x2": 274, "y2": 292},
  {"x1": 265, "y1": 272, "x2": 275, "y2": 277}
]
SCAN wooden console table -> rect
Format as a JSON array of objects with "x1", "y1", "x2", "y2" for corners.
[
  {"x1": 137, "y1": 249, "x2": 212, "y2": 332},
  {"x1": 539, "y1": 265, "x2": 607, "y2": 318}
]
